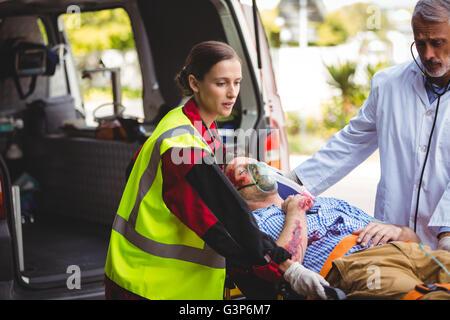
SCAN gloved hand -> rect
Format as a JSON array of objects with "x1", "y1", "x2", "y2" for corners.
[
  {"x1": 283, "y1": 262, "x2": 329, "y2": 300},
  {"x1": 438, "y1": 236, "x2": 450, "y2": 251}
]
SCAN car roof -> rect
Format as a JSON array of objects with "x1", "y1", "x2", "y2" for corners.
[{"x1": 0, "y1": 0, "x2": 126, "y2": 16}]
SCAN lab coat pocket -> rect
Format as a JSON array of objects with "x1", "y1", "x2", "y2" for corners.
[{"x1": 439, "y1": 120, "x2": 450, "y2": 165}]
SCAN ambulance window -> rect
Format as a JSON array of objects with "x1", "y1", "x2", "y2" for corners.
[
  {"x1": 38, "y1": 16, "x2": 69, "y2": 98},
  {"x1": 60, "y1": 8, "x2": 144, "y2": 126}
]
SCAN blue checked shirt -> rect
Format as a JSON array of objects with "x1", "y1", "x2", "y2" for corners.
[{"x1": 252, "y1": 197, "x2": 380, "y2": 273}]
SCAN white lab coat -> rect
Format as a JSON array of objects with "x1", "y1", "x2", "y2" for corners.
[{"x1": 295, "y1": 61, "x2": 450, "y2": 249}]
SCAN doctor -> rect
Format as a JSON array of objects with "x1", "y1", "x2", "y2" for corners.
[{"x1": 287, "y1": 0, "x2": 450, "y2": 250}]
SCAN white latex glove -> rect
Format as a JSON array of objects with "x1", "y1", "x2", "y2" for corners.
[
  {"x1": 438, "y1": 236, "x2": 450, "y2": 251},
  {"x1": 283, "y1": 262, "x2": 329, "y2": 300}
]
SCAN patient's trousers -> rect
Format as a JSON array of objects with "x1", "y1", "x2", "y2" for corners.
[{"x1": 326, "y1": 241, "x2": 450, "y2": 299}]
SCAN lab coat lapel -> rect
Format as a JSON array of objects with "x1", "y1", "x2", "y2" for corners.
[{"x1": 410, "y1": 69, "x2": 429, "y2": 109}]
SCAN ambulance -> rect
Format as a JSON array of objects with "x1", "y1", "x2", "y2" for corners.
[{"x1": 0, "y1": 0, "x2": 288, "y2": 299}]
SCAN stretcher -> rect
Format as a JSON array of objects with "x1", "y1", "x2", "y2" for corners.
[
  {"x1": 224, "y1": 181, "x2": 450, "y2": 300},
  {"x1": 224, "y1": 181, "x2": 347, "y2": 300},
  {"x1": 225, "y1": 235, "x2": 450, "y2": 300},
  {"x1": 224, "y1": 267, "x2": 346, "y2": 300}
]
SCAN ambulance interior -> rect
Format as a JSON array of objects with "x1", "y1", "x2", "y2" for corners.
[{"x1": 0, "y1": 0, "x2": 250, "y2": 292}]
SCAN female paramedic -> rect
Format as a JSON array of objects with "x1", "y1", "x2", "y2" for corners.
[{"x1": 104, "y1": 41, "x2": 327, "y2": 300}]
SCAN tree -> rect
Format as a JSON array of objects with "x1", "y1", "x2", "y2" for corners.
[
  {"x1": 62, "y1": 8, "x2": 135, "y2": 56},
  {"x1": 325, "y1": 61, "x2": 359, "y2": 116},
  {"x1": 322, "y1": 59, "x2": 390, "y2": 134},
  {"x1": 313, "y1": 3, "x2": 393, "y2": 47}
]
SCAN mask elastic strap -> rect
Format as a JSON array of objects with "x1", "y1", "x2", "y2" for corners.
[{"x1": 237, "y1": 183, "x2": 255, "y2": 191}]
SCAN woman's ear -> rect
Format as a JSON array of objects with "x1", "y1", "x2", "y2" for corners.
[{"x1": 188, "y1": 74, "x2": 200, "y2": 94}]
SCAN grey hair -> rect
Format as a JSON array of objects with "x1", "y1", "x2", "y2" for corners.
[{"x1": 413, "y1": 0, "x2": 450, "y2": 23}]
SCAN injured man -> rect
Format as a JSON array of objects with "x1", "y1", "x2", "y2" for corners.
[{"x1": 225, "y1": 157, "x2": 450, "y2": 300}]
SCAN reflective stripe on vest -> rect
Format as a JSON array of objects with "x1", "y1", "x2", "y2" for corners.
[
  {"x1": 112, "y1": 214, "x2": 225, "y2": 269},
  {"x1": 113, "y1": 123, "x2": 224, "y2": 269},
  {"x1": 126, "y1": 124, "x2": 202, "y2": 229},
  {"x1": 105, "y1": 106, "x2": 226, "y2": 299}
]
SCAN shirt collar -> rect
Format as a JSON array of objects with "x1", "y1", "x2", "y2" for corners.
[
  {"x1": 182, "y1": 97, "x2": 221, "y2": 151},
  {"x1": 183, "y1": 97, "x2": 217, "y2": 130},
  {"x1": 414, "y1": 60, "x2": 448, "y2": 92}
]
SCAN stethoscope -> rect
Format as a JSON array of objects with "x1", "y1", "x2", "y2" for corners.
[
  {"x1": 200, "y1": 119, "x2": 223, "y2": 157},
  {"x1": 410, "y1": 42, "x2": 450, "y2": 233}
]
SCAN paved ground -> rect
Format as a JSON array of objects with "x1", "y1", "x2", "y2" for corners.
[{"x1": 290, "y1": 152, "x2": 381, "y2": 217}]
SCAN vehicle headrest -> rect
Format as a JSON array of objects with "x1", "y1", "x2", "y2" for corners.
[
  {"x1": 0, "y1": 16, "x2": 45, "y2": 43},
  {"x1": 0, "y1": 39, "x2": 59, "y2": 78},
  {"x1": 0, "y1": 39, "x2": 59, "y2": 99}
]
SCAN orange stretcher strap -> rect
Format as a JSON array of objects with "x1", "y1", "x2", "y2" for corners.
[
  {"x1": 403, "y1": 283, "x2": 450, "y2": 300},
  {"x1": 319, "y1": 235, "x2": 359, "y2": 278}
]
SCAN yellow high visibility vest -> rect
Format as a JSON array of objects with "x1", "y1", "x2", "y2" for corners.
[{"x1": 105, "y1": 106, "x2": 226, "y2": 299}]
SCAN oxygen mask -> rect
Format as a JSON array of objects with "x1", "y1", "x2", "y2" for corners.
[{"x1": 236, "y1": 161, "x2": 315, "y2": 201}]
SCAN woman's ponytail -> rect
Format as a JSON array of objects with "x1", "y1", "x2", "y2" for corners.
[{"x1": 174, "y1": 66, "x2": 193, "y2": 96}]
